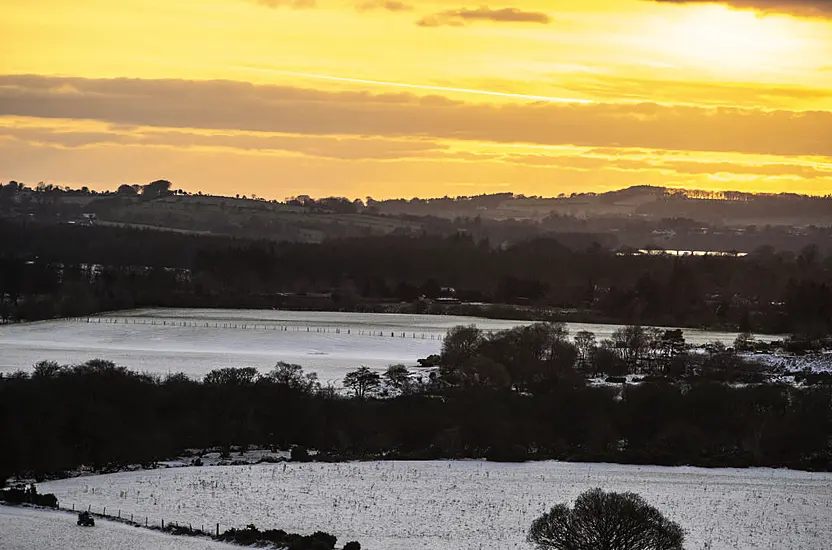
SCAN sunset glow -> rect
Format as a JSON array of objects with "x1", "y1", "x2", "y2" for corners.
[{"x1": 1, "y1": 0, "x2": 831, "y2": 198}]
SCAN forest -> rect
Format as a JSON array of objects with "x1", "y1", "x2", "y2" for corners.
[
  {"x1": 2, "y1": 341, "x2": 830, "y2": 484},
  {"x1": 1, "y1": 220, "x2": 831, "y2": 335}
]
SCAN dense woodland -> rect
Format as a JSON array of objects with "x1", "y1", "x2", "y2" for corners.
[
  {"x1": 2, "y1": 336, "x2": 830, "y2": 483},
  {"x1": 1, "y1": 220, "x2": 831, "y2": 335}
]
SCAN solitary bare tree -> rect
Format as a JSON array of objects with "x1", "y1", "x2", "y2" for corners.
[{"x1": 528, "y1": 488, "x2": 684, "y2": 550}]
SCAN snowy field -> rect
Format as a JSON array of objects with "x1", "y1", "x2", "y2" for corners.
[
  {"x1": 0, "y1": 308, "x2": 774, "y2": 383},
  {"x1": 41, "y1": 461, "x2": 832, "y2": 550},
  {"x1": 0, "y1": 505, "x2": 236, "y2": 550}
]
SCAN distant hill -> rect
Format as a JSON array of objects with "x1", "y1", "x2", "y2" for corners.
[
  {"x1": 1, "y1": 182, "x2": 830, "y2": 251},
  {"x1": 374, "y1": 186, "x2": 832, "y2": 227}
]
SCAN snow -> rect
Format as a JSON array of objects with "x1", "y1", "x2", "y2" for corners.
[
  {"x1": 0, "y1": 308, "x2": 770, "y2": 384},
  {"x1": 744, "y1": 351, "x2": 832, "y2": 374},
  {"x1": 40, "y1": 461, "x2": 832, "y2": 550},
  {"x1": 0, "y1": 505, "x2": 236, "y2": 550}
]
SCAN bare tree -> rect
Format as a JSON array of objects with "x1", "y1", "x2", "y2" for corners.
[
  {"x1": 528, "y1": 488, "x2": 684, "y2": 550},
  {"x1": 266, "y1": 362, "x2": 319, "y2": 393},
  {"x1": 343, "y1": 366, "x2": 381, "y2": 399},
  {"x1": 574, "y1": 331, "x2": 597, "y2": 372},
  {"x1": 383, "y1": 364, "x2": 412, "y2": 395}
]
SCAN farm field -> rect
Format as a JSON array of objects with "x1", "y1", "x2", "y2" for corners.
[
  {"x1": 0, "y1": 505, "x2": 236, "y2": 550},
  {"x1": 41, "y1": 461, "x2": 832, "y2": 550},
  {"x1": 0, "y1": 308, "x2": 769, "y2": 383}
]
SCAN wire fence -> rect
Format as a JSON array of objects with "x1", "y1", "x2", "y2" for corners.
[
  {"x1": 61, "y1": 501, "x2": 222, "y2": 537},
  {"x1": 69, "y1": 317, "x2": 447, "y2": 340}
]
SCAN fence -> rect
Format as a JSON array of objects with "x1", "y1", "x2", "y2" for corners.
[
  {"x1": 69, "y1": 316, "x2": 447, "y2": 340},
  {"x1": 61, "y1": 501, "x2": 222, "y2": 537}
]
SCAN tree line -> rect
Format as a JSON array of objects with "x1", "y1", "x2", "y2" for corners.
[
  {"x1": 2, "y1": 348, "x2": 829, "y2": 485},
  {"x1": 2, "y1": 221, "x2": 831, "y2": 335}
]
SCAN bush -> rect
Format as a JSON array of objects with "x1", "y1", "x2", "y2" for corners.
[
  {"x1": 291, "y1": 446, "x2": 310, "y2": 462},
  {"x1": 218, "y1": 524, "x2": 339, "y2": 550},
  {"x1": 486, "y1": 444, "x2": 528, "y2": 463},
  {"x1": 528, "y1": 488, "x2": 684, "y2": 550},
  {"x1": 343, "y1": 542, "x2": 361, "y2": 550},
  {"x1": 0, "y1": 485, "x2": 59, "y2": 508}
]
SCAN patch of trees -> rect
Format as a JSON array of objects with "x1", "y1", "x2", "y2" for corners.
[
  {"x1": 218, "y1": 524, "x2": 358, "y2": 550},
  {"x1": 434, "y1": 322, "x2": 821, "y2": 387},
  {"x1": 1, "y1": 356, "x2": 830, "y2": 483},
  {"x1": 2, "y1": 221, "x2": 832, "y2": 334},
  {"x1": 0, "y1": 484, "x2": 58, "y2": 508}
]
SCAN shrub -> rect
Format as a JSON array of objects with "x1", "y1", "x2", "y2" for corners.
[
  {"x1": 486, "y1": 444, "x2": 528, "y2": 463},
  {"x1": 528, "y1": 488, "x2": 684, "y2": 550},
  {"x1": 291, "y1": 446, "x2": 310, "y2": 462},
  {"x1": 0, "y1": 485, "x2": 59, "y2": 508},
  {"x1": 218, "y1": 524, "x2": 339, "y2": 550}
]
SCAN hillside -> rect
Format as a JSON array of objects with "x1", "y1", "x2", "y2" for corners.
[
  {"x1": 374, "y1": 186, "x2": 832, "y2": 226},
  {"x1": 1, "y1": 182, "x2": 830, "y2": 251}
]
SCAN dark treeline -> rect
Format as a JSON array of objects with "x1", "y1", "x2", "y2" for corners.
[
  {"x1": 2, "y1": 220, "x2": 832, "y2": 334},
  {"x1": 2, "y1": 352, "x2": 830, "y2": 484}
]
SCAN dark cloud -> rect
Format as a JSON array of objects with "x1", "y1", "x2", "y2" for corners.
[
  {"x1": 652, "y1": 0, "x2": 832, "y2": 18},
  {"x1": 356, "y1": 1, "x2": 413, "y2": 12},
  {"x1": 0, "y1": 75, "x2": 830, "y2": 157},
  {"x1": 417, "y1": 7, "x2": 551, "y2": 27}
]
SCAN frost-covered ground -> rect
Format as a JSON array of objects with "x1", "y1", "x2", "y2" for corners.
[
  {"x1": 746, "y1": 351, "x2": 832, "y2": 373},
  {"x1": 41, "y1": 461, "x2": 832, "y2": 550},
  {"x1": 0, "y1": 308, "x2": 768, "y2": 383},
  {"x1": 0, "y1": 505, "x2": 236, "y2": 550}
]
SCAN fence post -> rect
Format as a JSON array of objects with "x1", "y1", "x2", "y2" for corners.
[
  {"x1": 72, "y1": 503, "x2": 74, "y2": 511},
  {"x1": 217, "y1": 523, "x2": 220, "y2": 537},
  {"x1": 146, "y1": 516, "x2": 148, "y2": 527},
  {"x1": 103, "y1": 506, "x2": 106, "y2": 516},
  {"x1": 162, "y1": 519, "x2": 164, "y2": 529},
  {"x1": 118, "y1": 509, "x2": 121, "y2": 519}
]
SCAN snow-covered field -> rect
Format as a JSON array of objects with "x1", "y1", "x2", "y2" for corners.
[
  {"x1": 0, "y1": 308, "x2": 768, "y2": 383},
  {"x1": 0, "y1": 505, "x2": 236, "y2": 550},
  {"x1": 40, "y1": 461, "x2": 832, "y2": 550}
]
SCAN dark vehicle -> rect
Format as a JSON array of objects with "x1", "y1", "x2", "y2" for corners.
[{"x1": 77, "y1": 511, "x2": 95, "y2": 527}]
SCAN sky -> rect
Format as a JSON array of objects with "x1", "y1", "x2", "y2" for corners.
[{"x1": 1, "y1": 0, "x2": 831, "y2": 199}]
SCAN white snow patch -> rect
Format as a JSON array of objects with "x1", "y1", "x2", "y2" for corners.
[
  {"x1": 0, "y1": 308, "x2": 773, "y2": 384},
  {"x1": 745, "y1": 352, "x2": 832, "y2": 374},
  {"x1": 0, "y1": 505, "x2": 236, "y2": 550}
]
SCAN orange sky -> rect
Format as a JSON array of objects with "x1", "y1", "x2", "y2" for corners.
[{"x1": 1, "y1": 0, "x2": 831, "y2": 199}]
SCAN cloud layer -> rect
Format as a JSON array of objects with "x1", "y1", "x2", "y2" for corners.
[
  {"x1": 653, "y1": 0, "x2": 832, "y2": 17},
  {"x1": 417, "y1": 7, "x2": 551, "y2": 27},
  {"x1": 253, "y1": 0, "x2": 316, "y2": 8},
  {"x1": 356, "y1": 1, "x2": 413, "y2": 12},
  {"x1": 0, "y1": 75, "x2": 829, "y2": 157}
]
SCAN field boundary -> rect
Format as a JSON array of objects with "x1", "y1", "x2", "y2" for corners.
[{"x1": 69, "y1": 316, "x2": 447, "y2": 340}]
